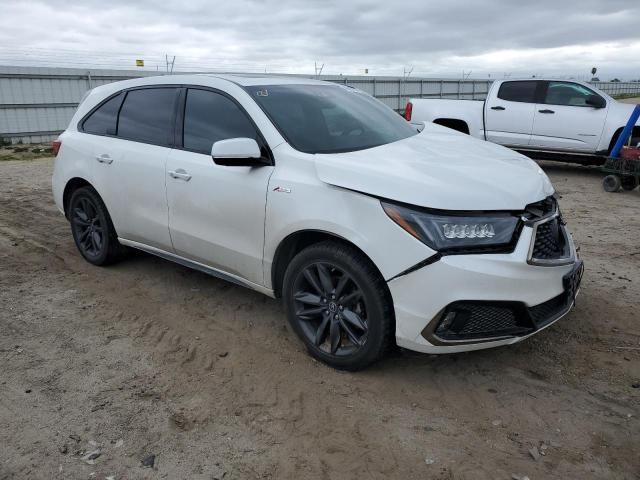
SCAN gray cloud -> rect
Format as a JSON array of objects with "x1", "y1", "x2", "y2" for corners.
[{"x1": 0, "y1": 0, "x2": 638, "y2": 78}]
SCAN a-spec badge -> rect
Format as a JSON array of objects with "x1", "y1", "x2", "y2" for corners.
[{"x1": 273, "y1": 186, "x2": 291, "y2": 193}]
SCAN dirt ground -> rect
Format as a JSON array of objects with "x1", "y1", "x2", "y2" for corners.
[{"x1": 0, "y1": 155, "x2": 638, "y2": 480}]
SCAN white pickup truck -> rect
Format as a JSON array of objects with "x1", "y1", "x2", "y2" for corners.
[{"x1": 405, "y1": 79, "x2": 640, "y2": 163}]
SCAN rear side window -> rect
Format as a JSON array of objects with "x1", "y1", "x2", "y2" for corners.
[
  {"x1": 183, "y1": 89, "x2": 258, "y2": 154},
  {"x1": 497, "y1": 81, "x2": 538, "y2": 103},
  {"x1": 117, "y1": 88, "x2": 177, "y2": 146},
  {"x1": 82, "y1": 92, "x2": 123, "y2": 136}
]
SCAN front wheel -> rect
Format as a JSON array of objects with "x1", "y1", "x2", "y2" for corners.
[{"x1": 282, "y1": 241, "x2": 394, "y2": 371}]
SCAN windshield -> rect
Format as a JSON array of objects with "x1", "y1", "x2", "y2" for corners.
[{"x1": 245, "y1": 84, "x2": 418, "y2": 154}]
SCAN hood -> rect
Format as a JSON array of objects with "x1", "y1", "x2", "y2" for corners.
[{"x1": 314, "y1": 123, "x2": 554, "y2": 211}]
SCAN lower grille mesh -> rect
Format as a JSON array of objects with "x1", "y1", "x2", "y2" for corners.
[
  {"x1": 435, "y1": 303, "x2": 533, "y2": 340},
  {"x1": 455, "y1": 305, "x2": 517, "y2": 335},
  {"x1": 529, "y1": 291, "x2": 571, "y2": 326}
]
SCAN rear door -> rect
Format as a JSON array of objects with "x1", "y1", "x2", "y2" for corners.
[
  {"x1": 89, "y1": 87, "x2": 178, "y2": 250},
  {"x1": 165, "y1": 87, "x2": 274, "y2": 285},
  {"x1": 529, "y1": 81, "x2": 609, "y2": 152},
  {"x1": 484, "y1": 80, "x2": 540, "y2": 147}
]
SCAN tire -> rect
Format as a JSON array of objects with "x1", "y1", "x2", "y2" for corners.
[
  {"x1": 602, "y1": 175, "x2": 621, "y2": 193},
  {"x1": 282, "y1": 241, "x2": 394, "y2": 371},
  {"x1": 68, "y1": 186, "x2": 127, "y2": 266},
  {"x1": 621, "y1": 176, "x2": 638, "y2": 191}
]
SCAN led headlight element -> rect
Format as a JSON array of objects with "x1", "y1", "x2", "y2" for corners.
[{"x1": 382, "y1": 202, "x2": 519, "y2": 252}]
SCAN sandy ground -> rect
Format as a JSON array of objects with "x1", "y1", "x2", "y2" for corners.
[{"x1": 0, "y1": 157, "x2": 638, "y2": 480}]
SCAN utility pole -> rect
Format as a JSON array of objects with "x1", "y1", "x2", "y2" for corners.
[
  {"x1": 165, "y1": 55, "x2": 176, "y2": 73},
  {"x1": 314, "y1": 62, "x2": 324, "y2": 78},
  {"x1": 462, "y1": 70, "x2": 472, "y2": 80},
  {"x1": 403, "y1": 66, "x2": 413, "y2": 78}
]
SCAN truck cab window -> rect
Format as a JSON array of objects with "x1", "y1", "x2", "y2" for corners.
[
  {"x1": 497, "y1": 81, "x2": 538, "y2": 103},
  {"x1": 544, "y1": 82, "x2": 601, "y2": 107}
]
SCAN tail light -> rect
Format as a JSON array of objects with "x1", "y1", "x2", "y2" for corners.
[
  {"x1": 52, "y1": 140, "x2": 61, "y2": 156},
  {"x1": 404, "y1": 102, "x2": 413, "y2": 121}
]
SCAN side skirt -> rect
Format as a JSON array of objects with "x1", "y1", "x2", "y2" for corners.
[
  {"x1": 513, "y1": 148, "x2": 605, "y2": 165},
  {"x1": 118, "y1": 238, "x2": 275, "y2": 298}
]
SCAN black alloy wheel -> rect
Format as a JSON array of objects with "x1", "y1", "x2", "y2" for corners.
[
  {"x1": 292, "y1": 262, "x2": 368, "y2": 356},
  {"x1": 69, "y1": 186, "x2": 126, "y2": 266},
  {"x1": 72, "y1": 196, "x2": 104, "y2": 258},
  {"x1": 283, "y1": 241, "x2": 393, "y2": 370}
]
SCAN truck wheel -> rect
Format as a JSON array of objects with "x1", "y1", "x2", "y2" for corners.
[
  {"x1": 282, "y1": 241, "x2": 394, "y2": 371},
  {"x1": 621, "y1": 176, "x2": 638, "y2": 191},
  {"x1": 602, "y1": 175, "x2": 621, "y2": 192}
]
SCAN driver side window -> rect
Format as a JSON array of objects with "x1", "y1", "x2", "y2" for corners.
[
  {"x1": 544, "y1": 82, "x2": 602, "y2": 107},
  {"x1": 183, "y1": 89, "x2": 258, "y2": 155}
]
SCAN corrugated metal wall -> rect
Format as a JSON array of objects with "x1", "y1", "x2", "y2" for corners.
[{"x1": 1, "y1": 65, "x2": 639, "y2": 144}]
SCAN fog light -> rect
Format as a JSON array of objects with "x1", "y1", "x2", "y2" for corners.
[{"x1": 437, "y1": 311, "x2": 457, "y2": 333}]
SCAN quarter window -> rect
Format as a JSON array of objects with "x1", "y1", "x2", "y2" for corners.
[
  {"x1": 497, "y1": 81, "x2": 538, "y2": 103},
  {"x1": 117, "y1": 88, "x2": 177, "y2": 146},
  {"x1": 82, "y1": 92, "x2": 123, "y2": 136},
  {"x1": 544, "y1": 82, "x2": 600, "y2": 107},
  {"x1": 183, "y1": 89, "x2": 258, "y2": 154}
]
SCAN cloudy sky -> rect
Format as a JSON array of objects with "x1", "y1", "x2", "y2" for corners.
[{"x1": 0, "y1": 0, "x2": 638, "y2": 79}]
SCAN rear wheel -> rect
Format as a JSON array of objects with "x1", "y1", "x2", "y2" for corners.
[
  {"x1": 282, "y1": 241, "x2": 393, "y2": 371},
  {"x1": 69, "y1": 186, "x2": 126, "y2": 265}
]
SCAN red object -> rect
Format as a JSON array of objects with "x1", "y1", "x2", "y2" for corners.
[
  {"x1": 52, "y1": 140, "x2": 61, "y2": 156},
  {"x1": 620, "y1": 146, "x2": 640, "y2": 161},
  {"x1": 404, "y1": 102, "x2": 412, "y2": 121}
]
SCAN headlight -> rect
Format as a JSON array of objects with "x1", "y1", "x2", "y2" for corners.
[{"x1": 382, "y1": 201, "x2": 520, "y2": 252}]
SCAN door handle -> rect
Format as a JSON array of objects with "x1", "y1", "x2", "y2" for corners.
[
  {"x1": 168, "y1": 169, "x2": 192, "y2": 181},
  {"x1": 538, "y1": 109, "x2": 555, "y2": 114},
  {"x1": 96, "y1": 154, "x2": 113, "y2": 164},
  {"x1": 490, "y1": 106, "x2": 505, "y2": 111}
]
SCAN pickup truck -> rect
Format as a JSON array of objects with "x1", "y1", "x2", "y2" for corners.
[{"x1": 405, "y1": 79, "x2": 640, "y2": 163}]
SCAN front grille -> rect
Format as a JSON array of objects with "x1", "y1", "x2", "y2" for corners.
[{"x1": 532, "y1": 219, "x2": 567, "y2": 260}]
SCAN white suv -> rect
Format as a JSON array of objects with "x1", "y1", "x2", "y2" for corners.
[{"x1": 52, "y1": 75, "x2": 583, "y2": 370}]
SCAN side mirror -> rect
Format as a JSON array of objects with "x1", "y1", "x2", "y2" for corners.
[
  {"x1": 211, "y1": 138, "x2": 270, "y2": 167},
  {"x1": 586, "y1": 94, "x2": 606, "y2": 109}
]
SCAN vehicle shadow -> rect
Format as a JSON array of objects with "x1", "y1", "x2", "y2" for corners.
[{"x1": 537, "y1": 160, "x2": 604, "y2": 177}]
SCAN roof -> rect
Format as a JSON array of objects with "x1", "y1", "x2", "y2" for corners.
[{"x1": 197, "y1": 73, "x2": 329, "y2": 86}]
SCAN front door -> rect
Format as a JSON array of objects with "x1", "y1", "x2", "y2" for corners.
[
  {"x1": 529, "y1": 81, "x2": 609, "y2": 152},
  {"x1": 166, "y1": 88, "x2": 274, "y2": 286}
]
